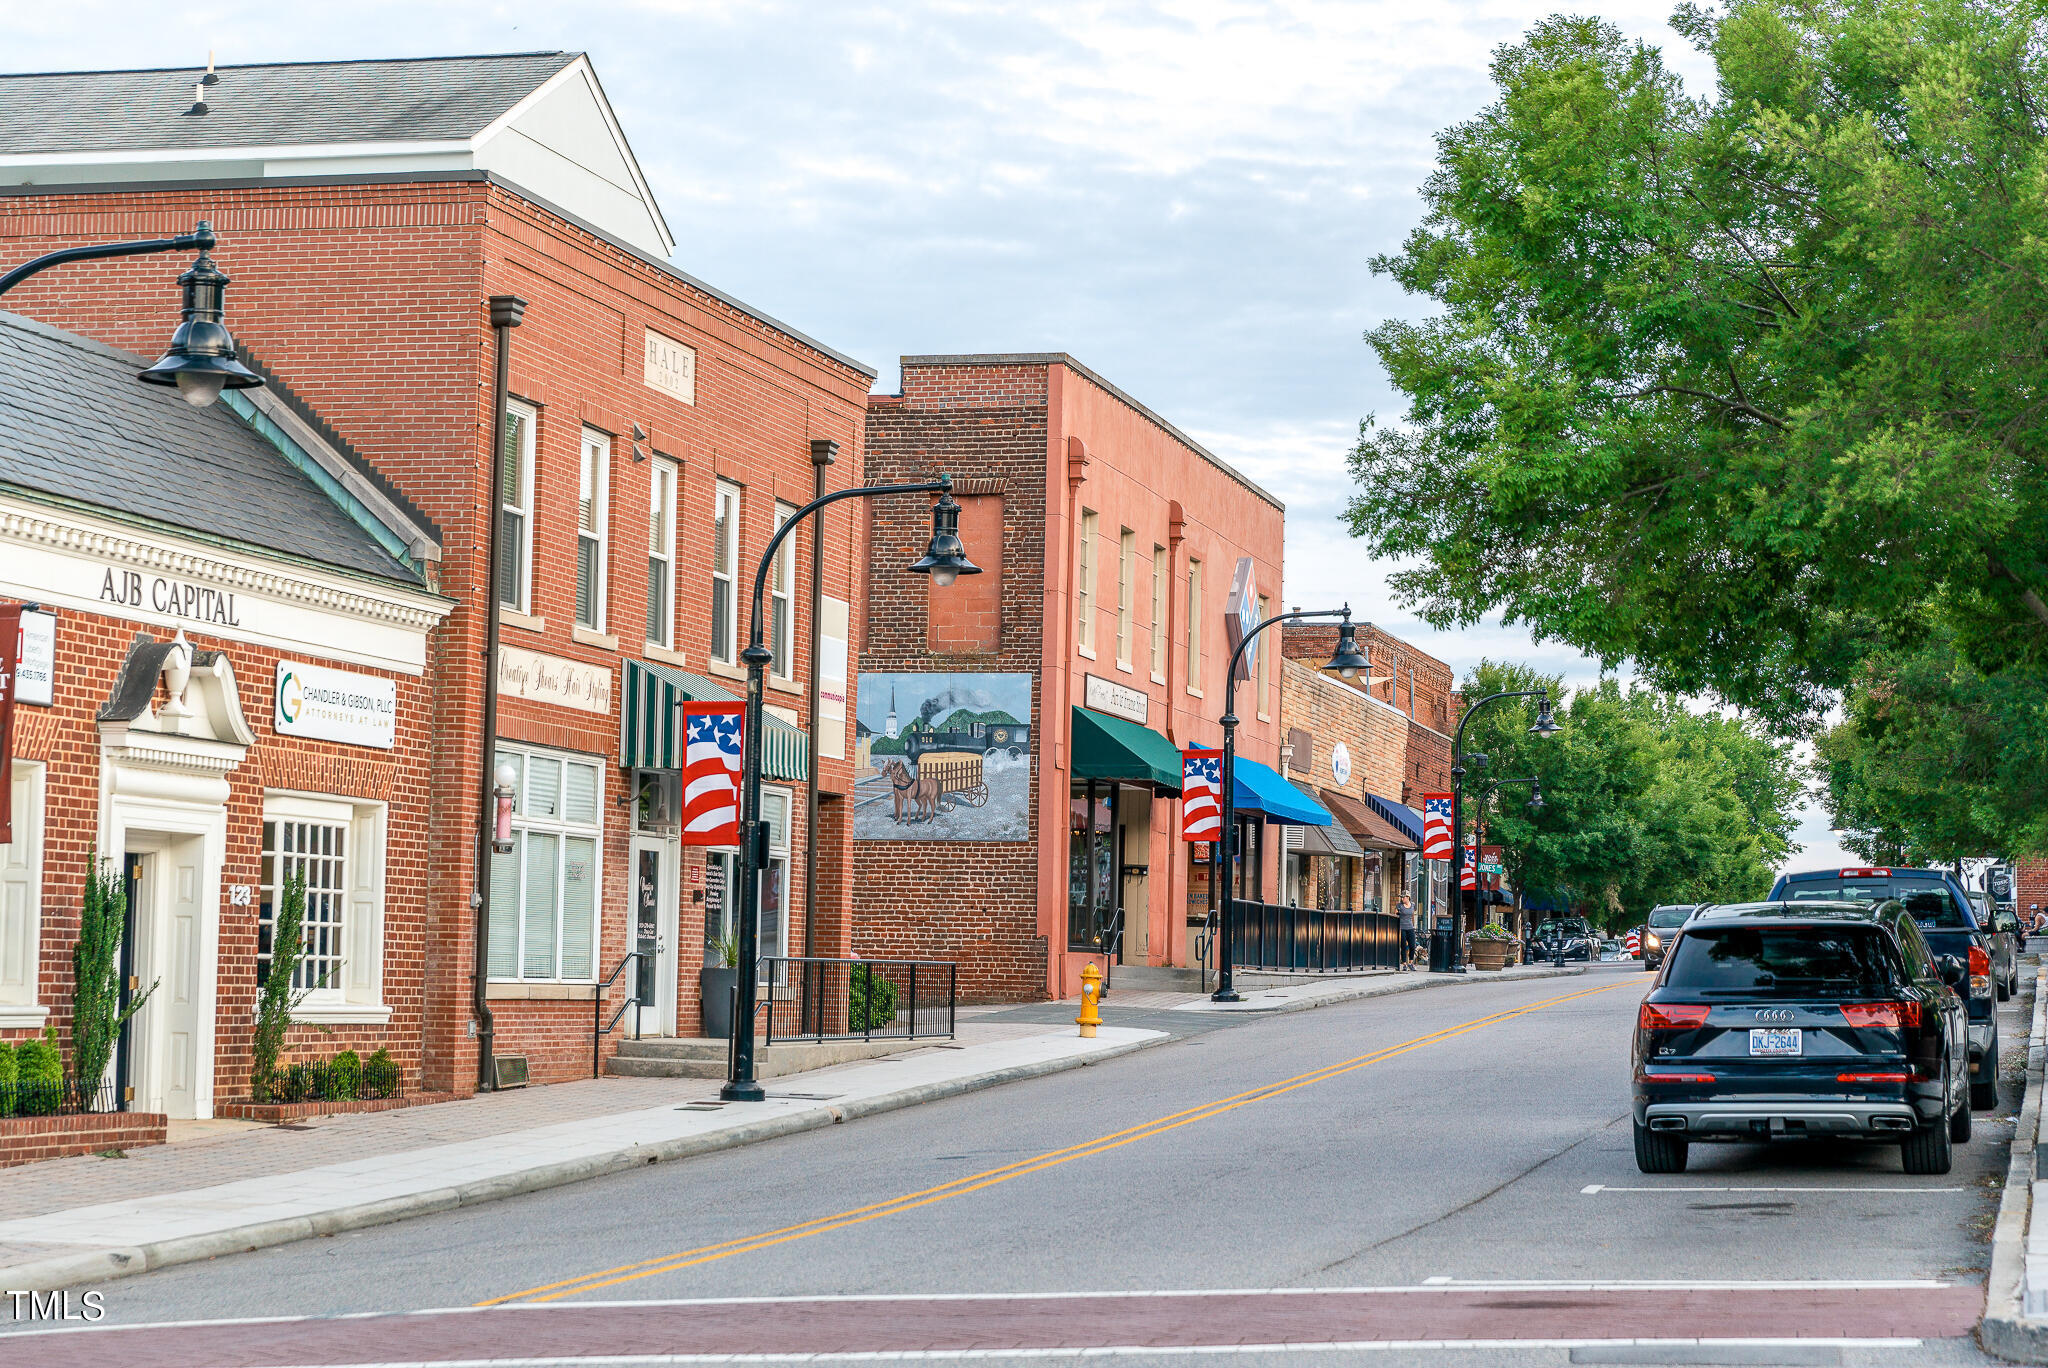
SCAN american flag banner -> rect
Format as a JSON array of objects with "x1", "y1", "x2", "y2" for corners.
[
  {"x1": 680, "y1": 703, "x2": 745, "y2": 846},
  {"x1": 1461, "y1": 844, "x2": 1479, "y2": 890},
  {"x1": 1182, "y1": 749, "x2": 1223, "y2": 842},
  {"x1": 1421, "y1": 793, "x2": 1453, "y2": 859},
  {"x1": 1625, "y1": 927, "x2": 1642, "y2": 956}
]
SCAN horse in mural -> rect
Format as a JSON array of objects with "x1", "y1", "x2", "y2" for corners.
[{"x1": 879, "y1": 758, "x2": 945, "y2": 824}]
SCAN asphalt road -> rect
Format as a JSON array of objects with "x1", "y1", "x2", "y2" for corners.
[{"x1": 6, "y1": 960, "x2": 2032, "y2": 1367}]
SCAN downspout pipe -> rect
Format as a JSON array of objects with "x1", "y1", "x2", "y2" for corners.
[
  {"x1": 473, "y1": 294, "x2": 526, "y2": 1093},
  {"x1": 802, "y1": 438, "x2": 836, "y2": 1019}
]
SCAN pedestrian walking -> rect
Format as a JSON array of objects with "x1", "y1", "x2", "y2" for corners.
[{"x1": 1398, "y1": 893, "x2": 1418, "y2": 970}]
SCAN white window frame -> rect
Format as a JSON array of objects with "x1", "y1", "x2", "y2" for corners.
[
  {"x1": 500, "y1": 399, "x2": 537, "y2": 614},
  {"x1": 259, "y1": 792, "x2": 390, "y2": 1025},
  {"x1": 1150, "y1": 544, "x2": 1168, "y2": 682},
  {"x1": 1186, "y1": 557, "x2": 1204, "y2": 696},
  {"x1": 712, "y1": 479, "x2": 742, "y2": 664},
  {"x1": 1077, "y1": 509, "x2": 1098, "y2": 656},
  {"x1": 647, "y1": 458, "x2": 678, "y2": 649},
  {"x1": 489, "y1": 745, "x2": 605, "y2": 984},
  {"x1": 576, "y1": 428, "x2": 611, "y2": 631},
  {"x1": 1116, "y1": 528, "x2": 1134, "y2": 669},
  {"x1": 771, "y1": 501, "x2": 797, "y2": 682},
  {"x1": 0, "y1": 760, "x2": 46, "y2": 1027}
]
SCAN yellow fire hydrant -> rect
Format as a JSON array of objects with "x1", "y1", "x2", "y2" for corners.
[{"x1": 1076, "y1": 962, "x2": 1103, "y2": 1038}]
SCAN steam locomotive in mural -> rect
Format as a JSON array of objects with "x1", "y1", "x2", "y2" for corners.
[{"x1": 903, "y1": 719, "x2": 1032, "y2": 761}]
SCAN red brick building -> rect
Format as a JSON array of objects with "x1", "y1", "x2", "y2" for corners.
[
  {"x1": 857, "y1": 353, "x2": 1288, "y2": 1000},
  {"x1": 0, "y1": 53, "x2": 875, "y2": 1091},
  {"x1": 0, "y1": 310, "x2": 449, "y2": 1140}
]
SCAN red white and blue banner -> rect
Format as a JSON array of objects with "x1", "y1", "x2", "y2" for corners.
[
  {"x1": 680, "y1": 703, "x2": 745, "y2": 846},
  {"x1": 1182, "y1": 749, "x2": 1223, "y2": 842},
  {"x1": 1421, "y1": 793, "x2": 1453, "y2": 859},
  {"x1": 1625, "y1": 927, "x2": 1641, "y2": 956},
  {"x1": 1461, "y1": 844, "x2": 1479, "y2": 890}
]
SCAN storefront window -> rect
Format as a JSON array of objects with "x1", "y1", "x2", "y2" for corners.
[
  {"x1": 488, "y1": 745, "x2": 602, "y2": 982},
  {"x1": 1067, "y1": 782, "x2": 1116, "y2": 950},
  {"x1": 699, "y1": 788, "x2": 791, "y2": 973}
]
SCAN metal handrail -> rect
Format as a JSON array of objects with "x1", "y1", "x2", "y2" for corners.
[
  {"x1": 592, "y1": 950, "x2": 645, "y2": 1077},
  {"x1": 761, "y1": 956, "x2": 957, "y2": 1045}
]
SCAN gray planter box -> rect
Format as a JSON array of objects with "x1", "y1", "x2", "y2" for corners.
[{"x1": 699, "y1": 967, "x2": 736, "y2": 1039}]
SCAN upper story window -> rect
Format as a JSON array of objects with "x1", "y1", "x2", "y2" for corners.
[
  {"x1": 712, "y1": 480, "x2": 742, "y2": 664},
  {"x1": 771, "y1": 502, "x2": 796, "y2": 681},
  {"x1": 1186, "y1": 558, "x2": 1204, "y2": 695},
  {"x1": 1077, "y1": 509, "x2": 1098, "y2": 654},
  {"x1": 576, "y1": 429, "x2": 610, "y2": 631},
  {"x1": 488, "y1": 746, "x2": 602, "y2": 983},
  {"x1": 647, "y1": 459, "x2": 677, "y2": 648},
  {"x1": 1116, "y1": 529, "x2": 1135, "y2": 668},
  {"x1": 1150, "y1": 545, "x2": 1167, "y2": 681},
  {"x1": 499, "y1": 400, "x2": 537, "y2": 613}
]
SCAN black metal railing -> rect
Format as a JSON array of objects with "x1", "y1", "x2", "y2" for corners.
[
  {"x1": 252, "y1": 1056, "x2": 405, "y2": 1105},
  {"x1": 762, "y1": 957, "x2": 957, "y2": 1045},
  {"x1": 593, "y1": 950, "x2": 645, "y2": 1077},
  {"x1": 1231, "y1": 904, "x2": 1401, "y2": 974},
  {"x1": 1, "y1": 1075, "x2": 122, "y2": 1118}
]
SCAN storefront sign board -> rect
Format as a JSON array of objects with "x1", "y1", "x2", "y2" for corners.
[
  {"x1": 1083, "y1": 673, "x2": 1148, "y2": 725},
  {"x1": 14, "y1": 610, "x2": 53, "y2": 707},
  {"x1": 498, "y1": 645, "x2": 614, "y2": 714},
  {"x1": 274, "y1": 660, "x2": 398, "y2": 749}
]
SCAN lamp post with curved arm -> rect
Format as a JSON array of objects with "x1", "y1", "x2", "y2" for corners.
[
  {"x1": 1442, "y1": 692, "x2": 1559, "y2": 973},
  {"x1": 1210, "y1": 609, "x2": 1370, "y2": 1002},
  {"x1": 723, "y1": 475, "x2": 979, "y2": 1101}
]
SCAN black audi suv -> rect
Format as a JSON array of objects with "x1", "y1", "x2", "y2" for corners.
[{"x1": 1632, "y1": 900, "x2": 1970, "y2": 1175}]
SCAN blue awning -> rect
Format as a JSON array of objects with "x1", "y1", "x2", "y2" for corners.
[
  {"x1": 1232, "y1": 756, "x2": 1332, "y2": 826},
  {"x1": 1364, "y1": 792, "x2": 1424, "y2": 846}
]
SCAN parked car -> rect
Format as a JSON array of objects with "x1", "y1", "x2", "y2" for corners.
[
  {"x1": 1641, "y1": 904, "x2": 1697, "y2": 972},
  {"x1": 1969, "y1": 891, "x2": 2021, "y2": 1000},
  {"x1": 1531, "y1": 918, "x2": 1598, "y2": 962},
  {"x1": 1767, "y1": 866, "x2": 1999, "y2": 1109},
  {"x1": 1633, "y1": 900, "x2": 1971, "y2": 1175}
]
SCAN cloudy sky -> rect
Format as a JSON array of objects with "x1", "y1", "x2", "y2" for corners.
[{"x1": 11, "y1": 1, "x2": 1846, "y2": 871}]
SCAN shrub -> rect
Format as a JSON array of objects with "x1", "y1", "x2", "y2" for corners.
[
  {"x1": 71, "y1": 857, "x2": 154, "y2": 1114},
  {"x1": 16, "y1": 1028, "x2": 63, "y2": 1117},
  {"x1": 365, "y1": 1048, "x2": 399, "y2": 1099},
  {"x1": 0, "y1": 1041, "x2": 17, "y2": 1118},
  {"x1": 848, "y1": 964, "x2": 899, "y2": 1034},
  {"x1": 328, "y1": 1050, "x2": 362, "y2": 1100},
  {"x1": 251, "y1": 869, "x2": 336, "y2": 1103}
]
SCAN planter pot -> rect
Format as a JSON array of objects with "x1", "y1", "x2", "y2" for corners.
[
  {"x1": 699, "y1": 967, "x2": 737, "y2": 1039},
  {"x1": 1470, "y1": 940, "x2": 1512, "y2": 971}
]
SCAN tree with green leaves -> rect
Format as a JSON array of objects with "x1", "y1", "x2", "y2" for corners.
[
  {"x1": 70, "y1": 857, "x2": 153, "y2": 1111},
  {"x1": 1349, "y1": 1, "x2": 2048, "y2": 749}
]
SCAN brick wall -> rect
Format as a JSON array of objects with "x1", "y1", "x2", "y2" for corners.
[
  {"x1": 1277, "y1": 658, "x2": 1407, "y2": 800},
  {"x1": 0, "y1": 1111, "x2": 168, "y2": 1168},
  {"x1": 857, "y1": 399, "x2": 1050, "y2": 1002},
  {"x1": 1281, "y1": 623, "x2": 1457, "y2": 804},
  {"x1": 1, "y1": 174, "x2": 872, "y2": 1086},
  {"x1": 5, "y1": 604, "x2": 436, "y2": 1109}
]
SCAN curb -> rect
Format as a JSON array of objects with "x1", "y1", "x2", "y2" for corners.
[
  {"x1": 0, "y1": 964, "x2": 1590, "y2": 1294},
  {"x1": 1982, "y1": 960, "x2": 2048, "y2": 1362},
  {"x1": 0, "y1": 1032, "x2": 1169, "y2": 1294}
]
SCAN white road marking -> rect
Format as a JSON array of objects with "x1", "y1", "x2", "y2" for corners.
[
  {"x1": 255, "y1": 1342, "x2": 1926, "y2": 1367},
  {"x1": 1582, "y1": 1183, "x2": 1965, "y2": 1194}
]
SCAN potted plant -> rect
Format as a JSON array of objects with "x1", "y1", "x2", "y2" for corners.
[
  {"x1": 699, "y1": 933, "x2": 740, "y2": 1040},
  {"x1": 1469, "y1": 921, "x2": 1515, "y2": 971}
]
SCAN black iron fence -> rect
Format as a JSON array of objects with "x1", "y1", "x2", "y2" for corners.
[
  {"x1": 252, "y1": 1054, "x2": 405, "y2": 1105},
  {"x1": 1, "y1": 1076, "x2": 122, "y2": 1118},
  {"x1": 1231, "y1": 903, "x2": 1401, "y2": 974},
  {"x1": 761, "y1": 957, "x2": 957, "y2": 1045}
]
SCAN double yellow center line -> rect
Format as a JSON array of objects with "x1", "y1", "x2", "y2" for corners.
[{"x1": 485, "y1": 978, "x2": 1632, "y2": 1305}]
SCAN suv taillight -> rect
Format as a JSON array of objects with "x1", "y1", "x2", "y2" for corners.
[
  {"x1": 1970, "y1": 945, "x2": 1993, "y2": 998},
  {"x1": 1639, "y1": 1003, "x2": 1710, "y2": 1030},
  {"x1": 1842, "y1": 1001, "x2": 1921, "y2": 1030}
]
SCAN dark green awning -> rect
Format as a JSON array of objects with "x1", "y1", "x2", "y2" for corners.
[
  {"x1": 1069, "y1": 706, "x2": 1182, "y2": 792},
  {"x1": 620, "y1": 658, "x2": 808, "y2": 781}
]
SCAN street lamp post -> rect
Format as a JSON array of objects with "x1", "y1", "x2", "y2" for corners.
[
  {"x1": 1212, "y1": 609, "x2": 1370, "y2": 1002},
  {"x1": 723, "y1": 475, "x2": 978, "y2": 1101},
  {"x1": 1444, "y1": 691, "x2": 1559, "y2": 973},
  {"x1": 0, "y1": 220, "x2": 262, "y2": 405}
]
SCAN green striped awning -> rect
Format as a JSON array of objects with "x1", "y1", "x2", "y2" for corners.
[{"x1": 620, "y1": 658, "x2": 809, "y2": 782}]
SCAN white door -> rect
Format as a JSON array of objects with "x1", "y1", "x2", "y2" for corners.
[
  {"x1": 133, "y1": 840, "x2": 207, "y2": 1120},
  {"x1": 630, "y1": 837, "x2": 678, "y2": 1036}
]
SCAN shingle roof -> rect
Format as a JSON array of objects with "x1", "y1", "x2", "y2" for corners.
[
  {"x1": 0, "y1": 52, "x2": 577, "y2": 154},
  {"x1": 0, "y1": 310, "x2": 421, "y2": 583}
]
